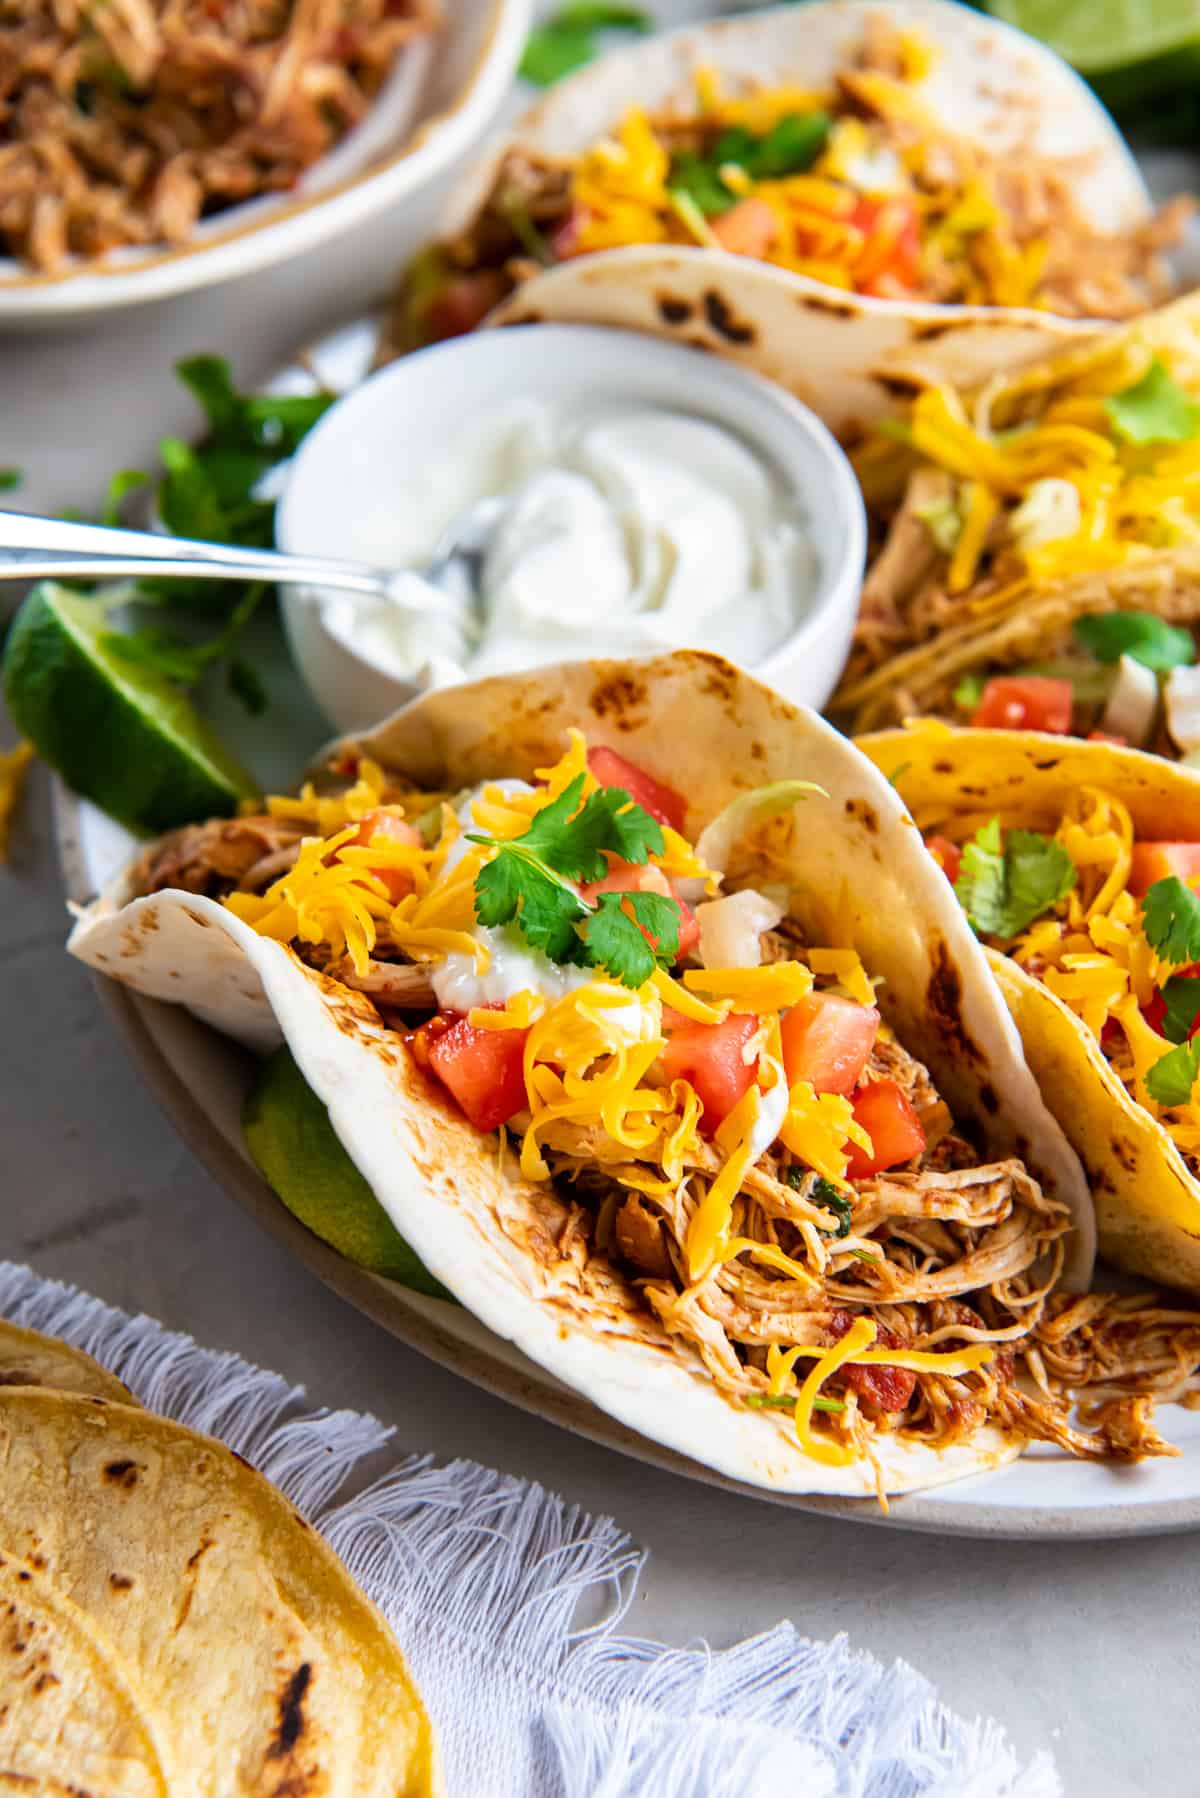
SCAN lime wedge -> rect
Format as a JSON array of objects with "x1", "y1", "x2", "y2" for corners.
[
  {"x1": 988, "y1": 0, "x2": 1200, "y2": 77},
  {"x1": 3, "y1": 582, "x2": 258, "y2": 834},
  {"x1": 244, "y1": 1047, "x2": 451, "y2": 1298}
]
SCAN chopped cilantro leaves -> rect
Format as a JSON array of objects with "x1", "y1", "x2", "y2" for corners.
[
  {"x1": 954, "y1": 817, "x2": 1076, "y2": 939},
  {"x1": 520, "y1": 3, "x2": 650, "y2": 86},
  {"x1": 1146, "y1": 1036, "x2": 1200, "y2": 1108},
  {"x1": 1142, "y1": 876, "x2": 1200, "y2": 965},
  {"x1": 953, "y1": 671, "x2": 986, "y2": 713},
  {"x1": 668, "y1": 112, "x2": 830, "y2": 216},
  {"x1": 1073, "y1": 611, "x2": 1196, "y2": 674},
  {"x1": 1160, "y1": 975, "x2": 1200, "y2": 1045},
  {"x1": 786, "y1": 1172, "x2": 855, "y2": 1238}
]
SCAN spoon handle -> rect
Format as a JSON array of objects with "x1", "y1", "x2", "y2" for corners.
[{"x1": 0, "y1": 509, "x2": 389, "y2": 602}]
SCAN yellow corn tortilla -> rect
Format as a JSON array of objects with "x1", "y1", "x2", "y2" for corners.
[
  {"x1": 833, "y1": 291, "x2": 1200, "y2": 730},
  {"x1": 859, "y1": 721, "x2": 1200, "y2": 1291},
  {"x1": 0, "y1": 1315, "x2": 135, "y2": 1404},
  {"x1": 0, "y1": 1384, "x2": 442, "y2": 1796},
  {"x1": 68, "y1": 652, "x2": 1093, "y2": 1498}
]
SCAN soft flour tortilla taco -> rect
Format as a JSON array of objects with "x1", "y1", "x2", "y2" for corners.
[
  {"x1": 69, "y1": 651, "x2": 1200, "y2": 1492},
  {"x1": 0, "y1": 1381, "x2": 440, "y2": 1795},
  {"x1": 861, "y1": 723, "x2": 1200, "y2": 1301},
  {"x1": 387, "y1": 2, "x2": 1186, "y2": 437},
  {"x1": 835, "y1": 291, "x2": 1200, "y2": 732}
]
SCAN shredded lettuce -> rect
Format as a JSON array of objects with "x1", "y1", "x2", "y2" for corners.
[{"x1": 694, "y1": 780, "x2": 823, "y2": 873}]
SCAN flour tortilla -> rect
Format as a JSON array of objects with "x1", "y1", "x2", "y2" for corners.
[
  {"x1": 452, "y1": 0, "x2": 1152, "y2": 438},
  {"x1": 0, "y1": 1315, "x2": 134, "y2": 1403},
  {"x1": 0, "y1": 1386, "x2": 441, "y2": 1796},
  {"x1": 68, "y1": 651, "x2": 1093, "y2": 1497},
  {"x1": 859, "y1": 722, "x2": 1200, "y2": 1292}
]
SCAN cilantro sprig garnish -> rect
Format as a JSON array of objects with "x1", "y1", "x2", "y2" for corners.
[
  {"x1": 519, "y1": 3, "x2": 650, "y2": 86},
  {"x1": 1141, "y1": 876, "x2": 1200, "y2": 965},
  {"x1": 667, "y1": 113, "x2": 831, "y2": 216},
  {"x1": 785, "y1": 1168, "x2": 853, "y2": 1237},
  {"x1": 1146, "y1": 1037, "x2": 1200, "y2": 1108},
  {"x1": 468, "y1": 775, "x2": 679, "y2": 986},
  {"x1": 1073, "y1": 611, "x2": 1196, "y2": 674},
  {"x1": 954, "y1": 818, "x2": 1077, "y2": 940},
  {"x1": 1160, "y1": 975, "x2": 1200, "y2": 1045}
]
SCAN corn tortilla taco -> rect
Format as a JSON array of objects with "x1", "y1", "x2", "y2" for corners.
[
  {"x1": 388, "y1": 2, "x2": 1186, "y2": 439},
  {"x1": 0, "y1": 1383, "x2": 441, "y2": 1795},
  {"x1": 835, "y1": 291, "x2": 1200, "y2": 733},
  {"x1": 861, "y1": 723, "x2": 1200, "y2": 1300},
  {"x1": 70, "y1": 652, "x2": 1200, "y2": 1490}
]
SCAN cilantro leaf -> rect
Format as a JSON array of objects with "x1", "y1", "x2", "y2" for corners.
[
  {"x1": 471, "y1": 776, "x2": 662, "y2": 883},
  {"x1": 520, "y1": 4, "x2": 649, "y2": 85},
  {"x1": 1160, "y1": 975, "x2": 1200, "y2": 1045},
  {"x1": 1073, "y1": 612, "x2": 1196, "y2": 673},
  {"x1": 667, "y1": 150, "x2": 736, "y2": 216},
  {"x1": 955, "y1": 818, "x2": 1077, "y2": 939},
  {"x1": 101, "y1": 468, "x2": 150, "y2": 528},
  {"x1": 785, "y1": 1169, "x2": 854, "y2": 1236},
  {"x1": 1142, "y1": 876, "x2": 1200, "y2": 964},
  {"x1": 1146, "y1": 1037, "x2": 1200, "y2": 1107},
  {"x1": 473, "y1": 850, "x2": 588, "y2": 963},
  {"x1": 228, "y1": 655, "x2": 267, "y2": 716},
  {"x1": 1104, "y1": 358, "x2": 1200, "y2": 446},
  {"x1": 0, "y1": 468, "x2": 22, "y2": 491},
  {"x1": 667, "y1": 112, "x2": 830, "y2": 217},
  {"x1": 583, "y1": 891, "x2": 680, "y2": 987}
]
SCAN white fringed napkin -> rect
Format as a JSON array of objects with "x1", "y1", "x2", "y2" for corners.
[{"x1": 0, "y1": 1261, "x2": 1057, "y2": 1798}]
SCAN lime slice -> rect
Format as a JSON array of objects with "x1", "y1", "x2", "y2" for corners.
[
  {"x1": 988, "y1": 0, "x2": 1200, "y2": 77},
  {"x1": 244, "y1": 1047, "x2": 451, "y2": 1298},
  {"x1": 3, "y1": 582, "x2": 258, "y2": 834}
]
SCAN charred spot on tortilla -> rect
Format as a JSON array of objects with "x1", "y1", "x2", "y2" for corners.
[
  {"x1": 588, "y1": 672, "x2": 649, "y2": 724},
  {"x1": 656, "y1": 295, "x2": 692, "y2": 325},
  {"x1": 911, "y1": 319, "x2": 961, "y2": 342},
  {"x1": 102, "y1": 1459, "x2": 140, "y2": 1489},
  {"x1": 268, "y1": 1661, "x2": 314, "y2": 1760},
  {"x1": 926, "y1": 942, "x2": 984, "y2": 1064},
  {"x1": 979, "y1": 1083, "x2": 999, "y2": 1115},
  {"x1": 750, "y1": 740, "x2": 767, "y2": 763},
  {"x1": 182, "y1": 908, "x2": 211, "y2": 929},
  {"x1": 794, "y1": 291, "x2": 857, "y2": 319},
  {"x1": 873, "y1": 372, "x2": 927, "y2": 397},
  {"x1": 1034, "y1": 759, "x2": 1063, "y2": 772},
  {"x1": 843, "y1": 797, "x2": 879, "y2": 834},
  {"x1": 1111, "y1": 1137, "x2": 1138, "y2": 1174},
  {"x1": 702, "y1": 290, "x2": 755, "y2": 345},
  {"x1": 933, "y1": 760, "x2": 954, "y2": 775},
  {"x1": 109, "y1": 1573, "x2": 133, "y2": 1591}
]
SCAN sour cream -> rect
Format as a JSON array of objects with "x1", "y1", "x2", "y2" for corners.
[{"x1": 323, "y1": 400, "x2": 818, "y2": 688}]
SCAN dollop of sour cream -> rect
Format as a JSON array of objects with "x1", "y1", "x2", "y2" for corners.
[{"x1": 326, "y1": 401, "x2": 817, "y2": 686}]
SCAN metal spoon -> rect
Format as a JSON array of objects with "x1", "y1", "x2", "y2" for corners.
[{"x1": 0, "y1": 498, "x2": 506, "y2": 612}]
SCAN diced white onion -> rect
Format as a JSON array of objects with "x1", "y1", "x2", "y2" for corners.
[
  {"x1": 1101, "y1": 654, "x2": 1158, "y2": 747},
  {"x1": 696, "y1": 889, "x2": 784, "y2": 969},
  {"x1": 1165, "y1": 664, "x2": 1200, "y2": 756}
]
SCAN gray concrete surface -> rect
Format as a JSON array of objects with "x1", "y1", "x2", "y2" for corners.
[{"x1": 2, "y1": 195, "x2": 1195, "y2": 1798}]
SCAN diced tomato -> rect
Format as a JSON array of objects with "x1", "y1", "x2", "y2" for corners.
[
  {"x1": 924, "y1": 834, "x2": 962, "y2": 886},
  {"x1": 1129, "y1": 842, "x2": 1200, "y2": 898},
  {"x1": 711, "y1": 196, "x2": 777, "y2": 259},
  {"x1": 843, "y1": 1079, "x2": 926, "y2": 1179},
  {"x1": 970, "y1": 676, "x2": 1074, "y2": 735},
  {"x1": 550, "y1": 204, "x2": 588, "y2": 260},
  {"x1": 426, "y1": 271, "x2": 508, "y2": 342},
  {"x1": 851, "y1": 196, "x2": 921, "y2": 293},
  {"x1": 346, "y1": 810, "x2": 422, "y2": 904},
  {"x1": 417, "y1": 1009, "x2": 530, "y2": 1133},
  {"x1": 780, "y1": 992, "x2": 879, "y2": 1097},
  {"x1": 586, "y1": 746, "x2": 688, "y2": 834},
  {"x1": 579, "y1": 857, "x2": 699, "y2": 960},
  {"x1": 827, "y1": 1311, "x2": 917, "y2": 1412},
  {"x1": 660, "y1": 1011, "x2": 759, "y2": 1135}
]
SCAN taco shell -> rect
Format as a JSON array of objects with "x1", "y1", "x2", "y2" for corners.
[
  {"x1": 859, "y1": 722, "x2": 1200, "y2": 1291},
  {"x1": 455, "y1": 0, "x2": 1155, "y2": 436},
  {"x1": 68, "y1": 653, "x2": 1093, "y2": 1498},
  {"x1": 0, "y1": 1384, "x2": 441, "y2": 1795},
  {"x1": 0, "y1": 1315, "x2": 135, "y2": 1404}
]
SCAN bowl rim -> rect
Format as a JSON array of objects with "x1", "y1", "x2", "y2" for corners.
[
  {"x1": 0, "y1": 0, "x2": 532, "y2": 317},
  {"x1": 276, "y1": 319, "x2": 868, "y2": 704}
]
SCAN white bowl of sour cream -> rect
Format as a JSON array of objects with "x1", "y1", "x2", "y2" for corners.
[{"x1": 277, "y1": 324, "x2": 866, "y2": 732}]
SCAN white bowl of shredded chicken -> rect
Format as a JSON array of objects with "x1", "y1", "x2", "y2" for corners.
[{"x1": 0, "y1": 0, "x2": 532, "y2": 321}]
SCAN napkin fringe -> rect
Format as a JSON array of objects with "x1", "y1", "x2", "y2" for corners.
[{"x1": 0, "y1": 1262, "x2": 1058, "y2": 1798}]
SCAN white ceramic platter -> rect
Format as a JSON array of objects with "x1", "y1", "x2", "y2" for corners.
[
  {"x1": 54, "y1": 563, "x2": 1200, "y2": 1539},
  {"x1": 0, "y1": 0, "x2": 530, "y2": 325}
]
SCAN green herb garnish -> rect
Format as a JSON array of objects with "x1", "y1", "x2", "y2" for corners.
[
  {"x1": 1073, "y1": 611, "x2": 1196, "y2": 673},
  {"x1": 668, "y1": 112, "x2": 830, "y2": 215},
  {"x1": 1159, "y1": 975, "x2": 1200, "y2": 1045},
  {"x1": 469, "y1": 775, "x2": 675, "y2": 984},
  {"x1": 953, "y1": 671, "x2": 987, "y2": 713},
  {"x1": 1146, "y1": 1037, "x2": 1200, "y2": 1108},
  {"x1": 954, "y1": 817, "x2": 1077, "y2": 939},
  {"x1": 1142, "y1": 876, "x2": 1200, "y2": 965},
  {"x1": 786, "y1": 1169, "x2": 854, "y2": 1237},
  {"x1": 520, "y1": 3, "x2": 650, "y2": 86},
  {"x1": 1105, "y1": 358, "x2": 1200, "y2": 446},
  {"x1": 0, "y1": 468, "x2": 22, "y2": 491}
]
